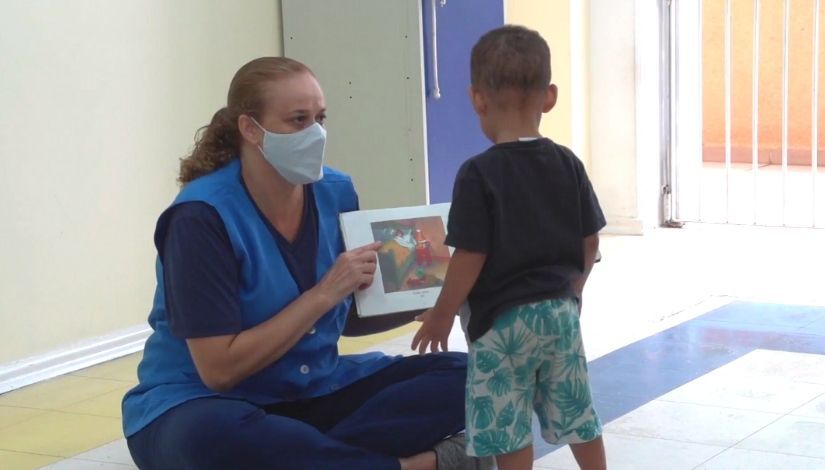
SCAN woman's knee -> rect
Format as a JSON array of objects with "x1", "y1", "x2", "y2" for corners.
[
  {"x1": 128, "y1": 398, "x2": 269, "y2": 469},
  {"x1": 406, "y1": 351, "x2": 468, "y2": 373},
  {"x1": 433, "y1": 351, "x2": 469, "y2": 368}
]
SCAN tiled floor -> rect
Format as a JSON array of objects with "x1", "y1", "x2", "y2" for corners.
[
  {"x1": 0, "y1": 352, "x2": 140, "y2": 469},
  {"x1": 1, "y1": 224, "x2": 824, "y2": 469},
  {"x1": 0, "y1": 322, "x2": 421, "y2": 470},
  {"x1": 535, "y1": 349, "x2": 825, "y2": 469}
]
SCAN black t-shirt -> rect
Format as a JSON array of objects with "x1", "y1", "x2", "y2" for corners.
[
  {"x1": 157, "y1": 184, "x2": 318, "y2": 339},
  {"x1": 445, "y1": 138, "x2": 605, "y2": 342}
]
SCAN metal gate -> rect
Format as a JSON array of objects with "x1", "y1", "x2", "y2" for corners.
[{"x1": 664, "y1": 0, "x2": 824, "y2": 228}]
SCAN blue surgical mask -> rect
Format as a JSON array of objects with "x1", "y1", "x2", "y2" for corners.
[{"x1": 252, "y1": 118, "x2": 327, "y2": 185}]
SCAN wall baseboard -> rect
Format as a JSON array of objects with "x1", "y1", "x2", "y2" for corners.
[
  {"x1": 604, "y1": 216, "x2": 645, "y2": 235},
  {"x1": 0, "y1": 325, "x2": 150, "y2": 394}
]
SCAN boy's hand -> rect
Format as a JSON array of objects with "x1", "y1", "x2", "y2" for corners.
[{"x1": 411, "y1": 308, "x2": 454, "y2": 355}]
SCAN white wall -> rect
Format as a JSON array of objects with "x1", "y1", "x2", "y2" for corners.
[
  {"x1": 588, "y1": 0, "x2": 662, "y2": 234},
  {"x1": 635, "y1": 0, "x2": 664, "y2": 232},
  {"x1": 589, "y1": 0, "x2": 639, "y2": 233},
  {"x1": 0, "y1": 0, "x2": 282, "y2": 365}
]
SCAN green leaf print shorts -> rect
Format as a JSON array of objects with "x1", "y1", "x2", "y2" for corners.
[{"x1": 462, "y1": 298, "x2": 602, "y2": 457}]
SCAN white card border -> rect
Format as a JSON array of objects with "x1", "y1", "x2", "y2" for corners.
[{"x1": 340, "y1": 203, "x2": 452, "y2": 317}]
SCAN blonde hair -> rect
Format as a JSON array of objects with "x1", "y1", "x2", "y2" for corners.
[{"x1": 178, "y1": 57, "x2": 313, "y2": 184}]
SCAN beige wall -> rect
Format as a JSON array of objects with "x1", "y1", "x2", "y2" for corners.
[
  {"x1": 0, "y1": 0, "x2": 282, "y2": 364},
  {"x1": 506, "y1": 0, "x2": 592, "y2": 170},
  {"x1": 506, "y1": 0, "x2": 574, "y2": 150},
  {"x1": 588, "y1": 0, "x2": 643, "y2": 232}
]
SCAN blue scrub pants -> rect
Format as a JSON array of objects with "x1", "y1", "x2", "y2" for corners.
[{"x1": 126, "y1": 352, "x2": 467, "y2": 470}]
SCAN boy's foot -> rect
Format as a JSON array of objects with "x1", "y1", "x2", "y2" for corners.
[{"x1": 433, "y1": 434, "x2": 496, "y2": 470}]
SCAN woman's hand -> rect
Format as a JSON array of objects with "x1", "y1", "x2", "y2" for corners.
[
  {"x1": 315, "y1": 241, "x2": 382, "y2": 307},
  {"x1": 188, "y1": 242, "x2": 382, "y2": 392}
]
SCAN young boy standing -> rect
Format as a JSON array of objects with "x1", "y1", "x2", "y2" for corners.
[{"x1": 412, "y1": 25, "x2": 607, "y2": 470}]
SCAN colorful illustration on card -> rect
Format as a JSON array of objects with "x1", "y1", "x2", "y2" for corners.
[{"x1": 370, "y1": 216, "x2": 451, "y2": 294}]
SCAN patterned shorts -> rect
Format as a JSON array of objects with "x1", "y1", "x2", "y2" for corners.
[{"x1": 462, "y1": 298, "x2": 602, "y2": 457}]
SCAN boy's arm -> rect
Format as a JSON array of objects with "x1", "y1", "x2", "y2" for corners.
[
  {"x1": 570, "y1": 233, "x2": 600, "y2": 304},
  {"x1": 411, "y1": 248, "x2": 486, "y2": 354},
  {"x1": 431, "y1": 248, "x2": 487, "y2": 316}
]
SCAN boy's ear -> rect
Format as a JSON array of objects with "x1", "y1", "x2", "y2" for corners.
[
  {"x1": 543, "y1": 84, "x2": 558, "y2": 113},
  {"x1": 468, "y1": 85, "x2": 487, "y2": 115}
]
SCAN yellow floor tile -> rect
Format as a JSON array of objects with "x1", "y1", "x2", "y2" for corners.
[
  {"x1": 0, "y1": 328, "x2": 411, "y2": 467},
  {"x1": 352, "y1": 323, "x2": 418, "y2": 345},
  {"x1": 339, "y1": 324, "x2": 418, "y2": 353},
  {"x1": 0, "y1": 375, "x2": 126, "y2": 411},
  {"x1": 70, "y1": 353, "x2": 142, "y2": 383},
  {"x1": 338, "y1": 339, "x2": 371, "y2": 354},
  {"x1": 61, "y1": 384, "x2": 132, "y2": 419},
  {"x1": 0, "y1": 411, "x2": 122, "y2": 457},
  {"x1": 0, "y1": 449, "x2": 60, "y2": 470},
  {"x1": 0, "y1": 405, "x2": 48, "y2": 431}
]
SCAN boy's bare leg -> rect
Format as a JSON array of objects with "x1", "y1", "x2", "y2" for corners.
[
  {"x1": 569, "y1": 437, "x2": 606, "y2": 470},
  {"x1": 400, "y1": 451, "x2": 437, "y2": 470},
  {"x1": 495, "y1": 444, "x2": 533, "y2": 470}
]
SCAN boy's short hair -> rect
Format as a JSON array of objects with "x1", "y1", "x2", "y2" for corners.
[{"x1": 470, "y1": 25, "x2": 551, "y2": 93}]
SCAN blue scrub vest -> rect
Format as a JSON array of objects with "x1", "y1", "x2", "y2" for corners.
[{"x1": 122, "y1": 160, "x2": 397, "y2": 437}]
